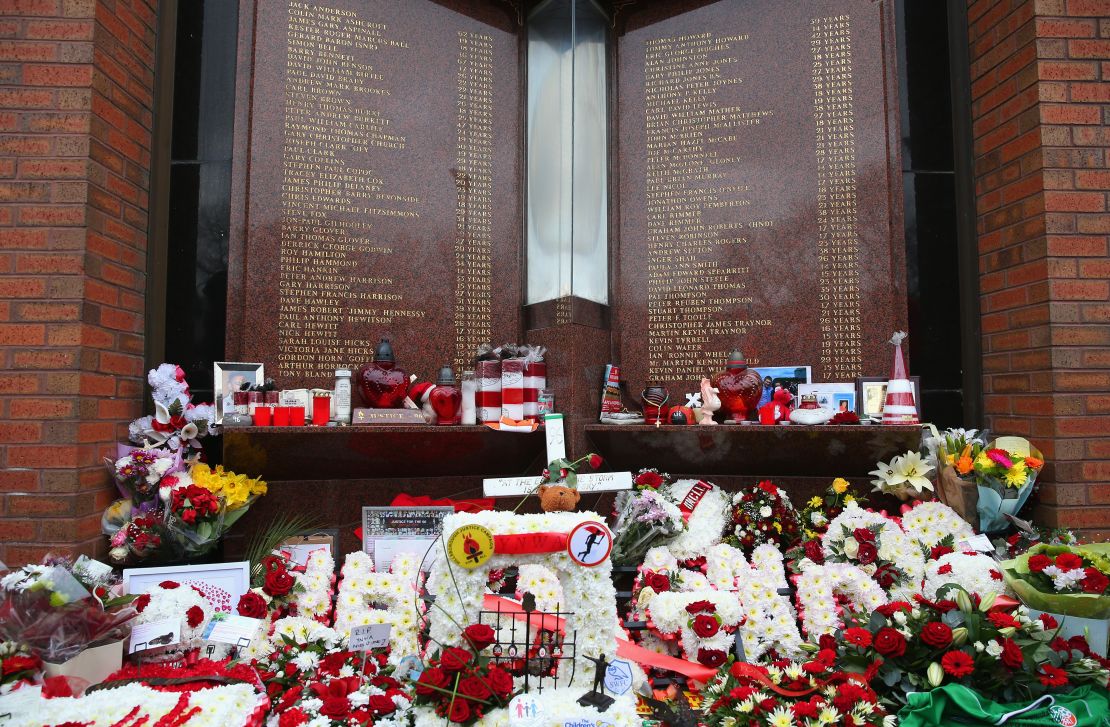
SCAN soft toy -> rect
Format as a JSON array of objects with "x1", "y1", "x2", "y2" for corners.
[
  {"x1": 758, "y1": 387, "x2": 793, "y2": 425},
  {"x1": 536, "y1": 453, "x2": 603, "y2": 512},
  {"x1": 698, "y1": 377, "x2": 720, "y2": 425},
  {"x1": 407, "y1": 381, "x2": 436, "y2": 423},
  {"x1": 537, "y1": 483, "x2": 581, "y2": 512}
]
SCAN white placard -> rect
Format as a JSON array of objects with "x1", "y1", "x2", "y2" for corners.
[
  {"x1": 374, "y1": 538, "x2": 438, "y2": 574},
  {"x1": 349, "y1": 623, "x2": 391, "y2": 651},
  {"x1": 130, "y1": 618, "x2": 180, "y2": 654},
  {"x1": 483, "y1": 471, "x2": 633, "y2": 498},
  {"x1": 958, "y1": 534, "x2": 996, "y2": 554},
  {"x1": 544, "y1": 413, "x2": 566, "y2": 462},
  {"x1": 204, "y1": 614, "x2": 263, "y2": 647}
]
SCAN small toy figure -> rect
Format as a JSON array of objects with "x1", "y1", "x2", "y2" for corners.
[
  {"x1": 758, "y1": 386, "x2": 793, "y2": 425},
  {"x1": 577, "y1": 653, "x2": 615, "y2": 711},
  {"x1": 698, "y1": 377, "x2": 720, "y2": 425},
  {"x1": 537, "y1": 483, "x2": 580, "y2": 512}
]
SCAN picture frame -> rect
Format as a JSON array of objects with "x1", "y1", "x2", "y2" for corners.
[
  {"x1": 856, "y1": 376, "x2": 921, "y2": 421},
  {"x1": 122, "y1": 561, "x2": 250, "y2": 613},
  {"x1": 797, "y1": 382, "x2": 857, "y2": 414},
  {"x1": 213, "y1": 362, "x2": 265, "y2": 424},
  {"x1": 277, "y1": 529, "x2": 340, "y2": 571},
  {"x1": 753, "y1": 366, "x2": 812, "y2": 400},
  {"x1": 362, "y1": 506, "x2": 453, "y2": 572}
]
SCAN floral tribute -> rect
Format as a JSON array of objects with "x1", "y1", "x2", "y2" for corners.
[
  {"x1": 900, "y1": 500, "x2": 975, "y2": 554},
  {"x1": 656, "y1": 479, "x2": 730, "y2": 562},
  {"x1": 1022, "y1": 546, "x2": 1110, "y2": 595},
  {"x1": 129, "y1": 363, "x2": 216, "y2": 454},
  {"x1": 251, "y1": 617, "x2": 410, "y2": 727},
  {"x1": 820, "y1": 503, "x2": 925, "y2": 600},
  {"x1": 835, "y1": 586, "x2": 1110, "y2": 708},
  {"x1": 646, "y1": 591, "x2": 743, "y2": 669},
  {"x1": 0, "y1": 641, "x2": 41, "y2": 692},
  {"x1": 795, "y1": 563, "x2": 888, "y2": 639},
  {"x1": 869, "y1": 451, "x2": 935, "y2": 500},
  {"x1": 410, "y1": 623, "x2": 515, "y2": 725},
  {"x1": 725, "y1": 480, "x2": 802, "y2": 554},
  {"x1": 971, "y1": 445, "x2": 1043, "y2": 491},
  {"x1": 797, "y1": 478, "x2": 863, "y2": 541},
  {"x1": 132, "y1": 579, "x2": 213, "y2": 661},
  {"x1": 923, "y1": 552, "x2": 1008, "y2": 602},
  {"x1": 334, "y1": 551, "x2": 423, "y2": 668},
  {"x1": 699, "y1": 655, "x2": 893, "y2": 727},
  {"x1": 610, "y1": 484, "x2": 685, "y2": 567}
]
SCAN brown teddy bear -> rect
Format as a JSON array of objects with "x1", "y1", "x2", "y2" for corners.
[{"x1": 537, "y1": 483, "x2": 581, "y2": 512}]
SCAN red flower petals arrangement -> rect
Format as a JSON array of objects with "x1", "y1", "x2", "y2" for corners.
[
  {"x1": 834, "y1": 585, "x2": 1110, "y2": 708},
  {"x1": 1004, "y1": 543, "x2": 1110, "y2": 623},
  {"x1": 0, "y1": 641, "x2": 42, "y2": 689},
  {"x1": 699, "y1": 653, "x2": 892, "y2": 726},
  {"x1": 169, "y1": 484, "x2": 219, "y2": 527},
  {"x1": 725, "y1": 480, "x2": 802, "y2": 554},
  {"x1": 411, "y1": 623, "x2": 516, "y2": 724}
]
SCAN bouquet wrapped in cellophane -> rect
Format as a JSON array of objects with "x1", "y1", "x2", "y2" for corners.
[
  {"x1": 1002, "y1": 543, "x2": 1110, "y2": 619},
  {"x1": 611, "y1": 470, "x2": 685, "y2": 566},
  {"x1": 0, "y1": 556, "x2": 136, "y2": 664},
  {"x1": 162, "y1": 463, "x2": 268, "y2": 560}
]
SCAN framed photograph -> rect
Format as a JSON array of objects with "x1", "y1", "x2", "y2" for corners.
[
  {"x1": 123, "y1": 561, "x2": 250, "y2": 613},
  {"x1": 753, "y1": 366, "x2": 812, "y2": 401},
  {"x1": 362, "y1": 506, "x2": 453, "y2": 572},
  {"x1": 856, "y1": 376, "x2": 921, "y2": 421},
  {"x1": 797, "y1": 383, "x2": 857, "y2": 413},
  {"x1": 213, "y1": 362, "x2": 264, "y2": 424}
]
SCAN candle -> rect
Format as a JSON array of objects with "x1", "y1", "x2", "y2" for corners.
[{"x1": 461, "y1": 370, "x2": 477, "y2": 425}]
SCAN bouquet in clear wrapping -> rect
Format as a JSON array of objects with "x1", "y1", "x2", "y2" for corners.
[
  {"x1": 161, "y1": 463, "x2": 267, "y2": 560},
  {"x1": 611, "y1": 470, "x2": 686, "y2": 566}
]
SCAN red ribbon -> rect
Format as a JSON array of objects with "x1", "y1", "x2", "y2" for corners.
[
  {"x1": 480, "y1": 595, "x2": 717, "y2": 683},
  {"x1": 493, "y1": 533, "x2": 568, "y2": 555},
  {"x1": 391, "y1": 493, "x2": 494, "y2": 513},
  {"x1": 677, "y1": 481, "x2": 712, "y2": 523}
]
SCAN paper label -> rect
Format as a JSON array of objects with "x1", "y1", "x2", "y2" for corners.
[
  {"x1": 544, "y1": 413, "x2": 566, "y2": 462},
  {"x1": 130, "y1": 618, "x2": 180, "y2": 654},
  {"x1": 204, "y1": 613, "x2": 262, "y2": 647},
  {"x1": 508, "y1": 694, "x2": 547, "y2": 726},
  {"x1": 958, "y1": 534, "x2": 996, "y2": 553},
  {"x1": 349, "y1": 623, "x2": 391, "y2": 651},
  {"x1": 483, "y1": 472, "x2": 633, "y2": 498}
]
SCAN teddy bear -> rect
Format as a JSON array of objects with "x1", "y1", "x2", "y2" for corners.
[{"x1": 537, "y1": 483, "x2": 581, "y2": 512}]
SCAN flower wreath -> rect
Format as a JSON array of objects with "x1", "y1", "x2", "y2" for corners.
[
  {"x1": 901, "y1": 500, "x2": 975, "y2": 553},
  {"x1": 645, "y1": 590, "x2": 742, "y2": 669},
  {"x1": 132, "y1": 579, "x2": 213, "y2": 661},
  {"x1": 924, "y1": 551, "x2": 1008, "y2": 601},
  {"x1": 334, "y1": 551, "x2": 423, "y2": 667},
  {"x1": 724, "y1": 480, "x2": 802, "y2": 553},
  {"x1": 515, "y1": 563, "x2": 565, "y2": 613},
  {"x1": 291, "y1": 547, "x2": 336, "y2": 623},
  {"x1": 821, "y1": 502, "x2": 925, "y2": 600},
  {"x1": 795, "y1": 563, "x2": 888, "y2": 639},
  {"x1": 658, "y1": 479, "x2": 730, "y2": 562}
]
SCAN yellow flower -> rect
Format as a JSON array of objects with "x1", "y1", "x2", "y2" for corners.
[
  {"x1": 1004, "y1": 461, "x2": 1028, "y2": 488},
  {"x1": 832, "y1": 478, "x2": 849, "y2": 494},
  {"x1": 773, "y1": 522, "x2": 782, "y2": 533},
  {"x1": 844, "y1": 494, "x2": 855, "y2": 503},
  {"x1": 808, "y1": 496, "x2": 823, "y2": 507},
  {"x1": 974, "y1": 451, "x2": 992, "y2": 470}
]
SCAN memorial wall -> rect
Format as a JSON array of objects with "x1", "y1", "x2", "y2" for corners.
[{"x1": 228, "y1": 0, "x2": 522, "y2": 389}]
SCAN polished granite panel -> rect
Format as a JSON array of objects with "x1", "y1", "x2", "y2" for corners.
[{"x1": 615, "y1": 0, "x2": 906, "y2": 393}]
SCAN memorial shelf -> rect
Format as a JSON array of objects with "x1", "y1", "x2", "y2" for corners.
[
  {"x1": 222, "y1": 425, "x2": 544, "y2": 481},
  {"x1": 584, "y1": 423, "x2": 923, "y2": 477}
]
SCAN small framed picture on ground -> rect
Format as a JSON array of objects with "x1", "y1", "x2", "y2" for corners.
[
  {"x1": 213, "y1": 362, "x2": 265, "y2": 424},
  {"x1": 856, "y1": 376, "x2": 921, "y2": 421}
]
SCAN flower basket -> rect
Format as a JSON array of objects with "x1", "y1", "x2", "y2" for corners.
[{"x1": 43, "y1": 636, "x2": 123, "y2": 690}]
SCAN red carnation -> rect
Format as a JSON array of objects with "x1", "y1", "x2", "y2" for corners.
[
  {"x1": 990, "y1": 569, "x2": 1003, "y2": 581},
  {"x1": 937, "y1": 563, "x2": 953, "y2": 575},
  {"x1": 1056, "y1": 553, "x2": 1083, "y2": 571},
  {"x1": 237, "y1": 591, "x2": 268, "y2": 619},
  {"x1": 1028, "y1": 554, "x2": 1052, "y2": 573},
  {"x1": 1000, "y1": 638, "x2": 1025, "y2": 669},
  {"x1": 186, "y1": 605, "x2": 204, "y2": 628},
  {"x1": 692, "y1": 613, "x2": 720, "y2": 639},
  {"x1": 463, "y1": 623, "x2": 496, "y2": 652},
  {"x1": 685, "y1": 600, "x2": 715, "y2": 614},
  {"x1": 941, "y1": 650, "x2": 975, "y2": 678},
  {"x1": 696, "y1": 648, "x2": 727, "y2": 667},
  {"x1": 439, "y1": 647, "x2": 473, "y2": 673},
  {"x1": 921, "y1": 622, "x2": 953, "y2": 649},
  {"x1": 276, "y1": 685, "x2": 303, "y2": 712},
  {"x1": 803, "y1": 540, "x2": 825, "y2": 564},
  {"x1": 988, "y1": 612, "x2": 1019, "y2": 629},
  {"x1": 931, "y1": 545, "x2": 954, "y2": 560},
  {"x1": 876, "y1": 601, "x2": 913, "y2": 617},
  {"x1": 873, "y1": 628, "x2": 907, "y2": 658},
  {"x1": 844, "y1": 628, "x2": 872, "y2": 648},
  {"x1": 853, "y1": 527, "x2": 876, "y2": 544},
  {"x1": 644, "y1": 572, "x2": 670, "y2": 592},
  {"x1": 1081, "y1": 567, "x2": 1109, "y2": 594},
  {"x1": 1038, "y1": 664, "x2": 1069, "y2": 687},
  {"x1": 278, "y1": 708, "x2": 309, "y2": 727}
]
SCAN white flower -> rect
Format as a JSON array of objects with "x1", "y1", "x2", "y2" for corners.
[
  {"x1": 902, "y1": 501, "x2": 975, "y2": 550},
  {"x1": 843, "y1": 537, "x2": 860, "y2": 559},
  {"x1": 985, "y1": 640, "x2": 1003, "y2": 657},
  {"x1": 292, "y1": 651, "x2": 320, "y2": 671},
  {"x1": 924, "y1": 552, "x2": 1009, "y2": 601},
  {"x1": 759, "y1": 506, "x2": 772, "y2": 518}
]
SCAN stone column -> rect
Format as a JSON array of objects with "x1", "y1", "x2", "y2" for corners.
[{"x1": 0, "y1": 0, "x2": 157, "y2": 563}]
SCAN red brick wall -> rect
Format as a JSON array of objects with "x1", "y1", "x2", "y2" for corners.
[
  {"x1": 969, "y1": 0, "x2": 1110, "y2": 538},
  {"x1": 0, "y1": 0, "x2": 156, "y2": 565}
]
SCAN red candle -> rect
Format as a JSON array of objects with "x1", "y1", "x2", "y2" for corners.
[
  {"x1": 253, "y1": 407, "x2": 272, "y2": 427},
  {"x1": 273, "y1": 406, "x2": 291, "y2": 426},
  {"x1": 290, "y1": 407, "x2": 305, "y2": 426},
  {"x1": 312, "y1": 395, "x2": 331, "y2": 426}
]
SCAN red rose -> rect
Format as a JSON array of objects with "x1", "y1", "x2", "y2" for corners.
[
  {"x1": 685, "y1": 600, "x2": 714, "y2": 614},
  {"x1": 1082, "y1": 567, "x2": 1109, "y2": 594},
  {"x1": 1056, "y1": 553, "x2": 1083, "y2": 571},
  {"x1": 447, "y1": 698, "x2": 471, "y2": 723},
  {"x1": 284, "y1": 662, "x2": 299, "y2": 677},
  {"x1": 691, "y1": 613, "x2": 720, "y2": 639},
  {"x1": 843, "y1": 627, "x2": 872, "y2": 648},
  {"x1": 463, "y1": 623, "x2": 496, "y2": 651},
  {"x1": 645, "y1": 572, "x2": 670, "y2": 592},
  {"x1": 1028, "y1": 554, "x2": 1052, "y2": 572},
  {"x1": 415, "y1": 666, "x2": 448, "y2": 696},
  {"x1": 133, "y1": 593, "x2": 150, "y2": 613},
  {"x1": 588, "y1": 454, "x2": 603, "y2": 469},
  {"x1": 853, "y1": 527, "x2": 876, "y2": 544},
  {"x1": 921, "y1": 622, "x2": 953, "y2": 649},
  {"x1": 458, "y1": 675, "x2": 492, "y2": 701},
  {"x1": 319, "y1": 696, "x2": 350, "y2": 718},
  {"x1": 264, "y1": 569, "x2": 295, "y2": 597},
  {"x1": 439, "y1": 647, "x2": 473, "y2": 673},
  {"x1": 873, "y1": 628, "x2": 906, "y2": 657},
  {"x1": 696, "y1": 648, "x2": 727, "y2": 667},
  {"x1": 988, "y1": 612, "x2": 1019, "y2": 629},
  {"x1": 278, "y1": 708, "x2": 309, "y2": 727},
  {"x1": 941, "y1": 650, "x2": 975, "y2": 678},
  {"x1": 803, "y1": 540, "x2": 825, "y2": 564},
  {"x1": 487, "y1": 666, "x2": 514, "y2": 698},
  {"x1": 276, "y1": 685, "x2": 303, "y2": 712},
  {"x1": 159, "y1": 580, "x2": 179, "y2": 589},
  {"x1": 635, "y1": 471, "x2": 664, "y2": 489},
  {"x1": 931, "y1": 545, "x2": 954, "y2": 560},
  {"x1": 1000, "y1": 638, "x2": 1024, "y2": 669},
  {"x1": 237, "y1": 592, "x2": 268, "y2": 619},
  {"x1": 856, "y1": 541, "x2": 878, "y2": 566},
  {"x1": 368, "y1": 695, "x2": 396, "y2": 716},
  {"x1": 186, "y1": 605, "x2": 204, "y2": 628}
]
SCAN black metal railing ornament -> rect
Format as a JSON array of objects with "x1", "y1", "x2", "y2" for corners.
[{"x1": 478, "y1": 592, "x2": 577, "y2": 694}]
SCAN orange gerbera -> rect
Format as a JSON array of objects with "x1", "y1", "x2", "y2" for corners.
[{"x1": 1025, "y1": 456, "x2": 1044, "y2": 469}]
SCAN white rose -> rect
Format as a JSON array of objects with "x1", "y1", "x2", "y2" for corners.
[
  {"x1": 760, "y1": 506, "x2": 772, "y2": 518},
  {"x1": 843, "y1": 537, "x2": 859, "y2": 559}
]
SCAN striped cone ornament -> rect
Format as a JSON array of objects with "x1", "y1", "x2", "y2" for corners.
[{"x1": 883, "y1": 331, "x2": 919, "y2": 425}]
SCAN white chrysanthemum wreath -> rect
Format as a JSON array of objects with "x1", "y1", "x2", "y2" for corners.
[
  {"x1": 425, "y1": 510, "x2": 623, "y2": 688},
  {"x1": 901, "y1": 500, "x2": 976, "y2": 551},
  {"x1": 795, "y1": 563, "x2": 888, "y2": 639},
  {"x1": 822, "y1": 502, "x2": 925, "y2": 600},
  {"x1": 646, "y1": 590, "x2": 741, "y2": 669},
  {"x1": 658, "y1": 479, "x2": 730, "y2": 561},
  {"x1": 334, "y1": 550, "x2": 423, "y2": 667},
  {"x1": 132, "y1": 579, "x2": 213, "y2": 661},
  {"x1": 291, "y1": 547, "x2": 336, "y2": 623},
  {"x1": 924, "y1": 551, "x2": 1009, "y2": 601}
]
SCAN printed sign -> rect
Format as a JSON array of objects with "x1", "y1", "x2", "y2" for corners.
[
  {"x1": 349, "y1": 624, "x2": 391, "y2": 651},
  {"x1": 604, "y1": 658, "x2": 633, "y2": 695},
  {"x1": 508, "y1": 694, "x2": 547, "y2": 726},
  {"x1": 567, "y1": 521, "x2": 612, "y2": 567},
  {"x1": 130, "y1": 618, "x2": 180, "y2": 654},
  {"x1": 483, "y1": 472, "x2": 633, "y2": 498},
  {"x1": 361, "y1": 506, "x2": 452, "y2": 567},
  {"x1": 203, "y1": 613, "x2": 262, "y2": 647},
  {"x1": 447, "y1": 525, "x2": 495, "y2": 569},
  {"x1": 544, "y1": 413, "x2": 566, "y2": 462}
]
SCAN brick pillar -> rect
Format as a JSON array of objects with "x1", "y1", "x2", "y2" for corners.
[
  {"x1": 969, "y1": 0, "x2": 1110, "y2": 538},
  {"x1": 0, "y1": 0, "x2": 157, "y2": 564}
]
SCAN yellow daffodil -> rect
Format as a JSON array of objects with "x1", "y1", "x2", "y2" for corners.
[{"x1": 844, "y1": 494, "x2": 855, "y2": 503}]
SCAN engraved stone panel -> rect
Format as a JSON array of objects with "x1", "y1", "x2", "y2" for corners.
[
  {"x1": 228, "y1": 0, "x2": 521, "y2": 391},
  {"x1": 616, "y1": 0, "x2": 906, "y2": 392}
]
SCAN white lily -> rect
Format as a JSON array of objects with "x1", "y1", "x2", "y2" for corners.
[
  {"x1": 896, "y1": 451, "x2": 935, "y2": 493},
  {"x1": 869, "y1": 458, "x2": 908, "y2": 493}
]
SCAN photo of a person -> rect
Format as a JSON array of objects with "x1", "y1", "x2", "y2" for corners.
[{"x1": 213, "y1": 362, "x2": 264, "y2": 424}]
